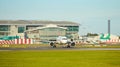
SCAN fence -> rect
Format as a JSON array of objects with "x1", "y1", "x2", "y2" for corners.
[
  {"x1": 0, "y1": 39, "x2": 33, "y2": 44},
  {"x1": 105, "y1": 39, "x2": 120, "y2": 43}
]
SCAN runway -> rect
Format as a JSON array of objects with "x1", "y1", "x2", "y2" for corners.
[{"x1": 0, "y1": 47, "x2": 120, "y2": 51}]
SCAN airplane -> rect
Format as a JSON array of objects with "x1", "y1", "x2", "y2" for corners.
[{"x1": 49, "y1": 36, "x2": 75, "y2": 48}]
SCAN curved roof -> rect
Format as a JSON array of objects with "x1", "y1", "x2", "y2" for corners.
[
  {"x1": 26, "y1": 26, "x2": 67, "y2": 32},
  {"x1": 0, "y1": 20, "x2": 80, "y2": 26}
]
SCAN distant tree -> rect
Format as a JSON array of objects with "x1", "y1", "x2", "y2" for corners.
[
  {"x1": 86, "y1": 33, "x2": 98, "y2": 37},
  {"x1": 119, "y1": 36, "x2": 120, "y2": 39}
]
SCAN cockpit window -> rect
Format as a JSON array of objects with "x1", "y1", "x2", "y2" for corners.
[{"x1": 62, "y1": 38, "x2": 67, "y2": 40}]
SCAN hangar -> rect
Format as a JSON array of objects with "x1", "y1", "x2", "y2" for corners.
[{"x1": 0, "y1": 20, "x2": 80, "y2": 41}]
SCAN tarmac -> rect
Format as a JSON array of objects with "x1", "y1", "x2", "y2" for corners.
[{"x1": 0, "y1": 47, "x2": 120, "y2": 51}]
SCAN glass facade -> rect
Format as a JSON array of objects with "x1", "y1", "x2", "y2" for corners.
[
  {"x1": 0, "y1": 23, "x2": 79, "y2": 40},
  {"x1": 0, "y1": 25, "x2": 10, "y2": 37},
  {"x1": 0, "y1": 25, "x2": 9, "y2": 31},
  {"x1": 62, "y1": 26, "x2": 79, "y2": 39},
  {"x1": 26, "y1": 25, "x2": 79, "y2": 40},
  {"x1": 39, "y1": 27, "x2": 66, "y2": 40},
  {"x1": 18, "y1": 27, "x2": 25, "y2": 33},
  {"x1": 27, "y1": 27, "x2": 66, "y2": 40},
  {"x1": 66, "y1": 26, "x2": 79, "y2": 32}
]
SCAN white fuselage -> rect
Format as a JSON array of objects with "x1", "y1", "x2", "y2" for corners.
[{"x1": 56, "y1": 36, "x2": 68, "y2": 44}]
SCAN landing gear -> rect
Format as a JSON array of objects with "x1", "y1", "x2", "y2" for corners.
[
  {"x1": 50, "y1": 42, "x2": 54, "y2": 46},
  {"x1": 67, "y1": 42, "x2": 71, "y2": 48},
  {"x1": 66, "y1": 41, "x2": 75, "y2": 48},
  {"x1": 49, "y1": 41, "x2": 76, "y2": 48},
  {"x1": 53, "y1": 45, "x2": 56, "y2": 48},
  {"x1": 71, "y1": 42, "x2": 75, "y2": 46},
  {"x1": 50, "y1": 42, "x2": 56, "y2": 48},
  {"x1": 66, "y1": 44, "x2": 71, "y2": 48}
]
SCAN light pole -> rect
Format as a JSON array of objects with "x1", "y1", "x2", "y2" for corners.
[{"x1": 108, "y1": 20, "x2": 111, "y2": 35}]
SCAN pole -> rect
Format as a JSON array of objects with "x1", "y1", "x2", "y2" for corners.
[{"x1": 108, "y1": 20, "x2": 110, "y2": 35}]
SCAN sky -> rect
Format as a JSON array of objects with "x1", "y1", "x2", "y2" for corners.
[{"x1": 0, "y1": 0, "x2": 120, "y2": 35}]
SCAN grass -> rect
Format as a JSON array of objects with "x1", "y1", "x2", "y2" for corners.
[
  {"x1": 1, "y1": 44, "x2": 120, "y2": 48},
  {"x1": 0, "y1": 44, "x2": 48, "y2": 48},
  {"x1": 0, "y1": 50, "x2": 120, "y2": 67}
]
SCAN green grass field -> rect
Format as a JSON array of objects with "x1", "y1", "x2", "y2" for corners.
[{"x1": 0, "y1": 50, "x2": 120, "y2": 67}]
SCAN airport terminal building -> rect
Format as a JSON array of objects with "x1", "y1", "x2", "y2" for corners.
[{"x1": 0, "y1": 20, "x2": 80, "y2": 41}]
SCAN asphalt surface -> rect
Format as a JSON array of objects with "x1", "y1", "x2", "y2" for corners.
[{"x1": 0, "y1": 47, "x2": 120, "y2": 51}]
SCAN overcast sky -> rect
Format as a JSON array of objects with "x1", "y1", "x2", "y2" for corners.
[{"x1": 0, "y1": 0, "x2": 120, "y2": 35}]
